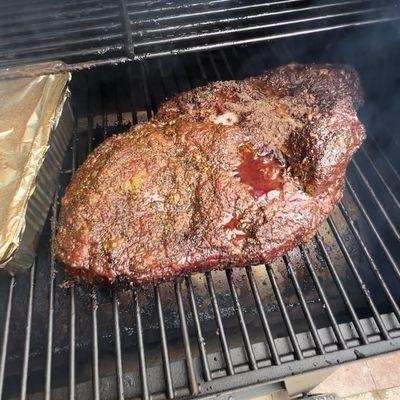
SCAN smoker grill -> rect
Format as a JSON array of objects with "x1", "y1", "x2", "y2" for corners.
[{"x1": 1, "y1": 2, "x2": 400, "y2": 400}]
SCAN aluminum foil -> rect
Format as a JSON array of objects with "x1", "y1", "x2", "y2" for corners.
[{"x1": 0, "y1": 64, "x2": 72, "y2": 272}]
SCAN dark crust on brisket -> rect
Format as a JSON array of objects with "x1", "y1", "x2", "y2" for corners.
[{"x1": 55, "y1": 62, "x2": 366, "y2": 285}]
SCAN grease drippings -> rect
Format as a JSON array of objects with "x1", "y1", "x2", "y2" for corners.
[{"x1": 235, "y1": 145, "x2": 284, "y2": 197}]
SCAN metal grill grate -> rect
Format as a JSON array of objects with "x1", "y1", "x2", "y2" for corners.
[
  {"x1": 0, "y1": 27, "x2": 400, "y2": 399},
  {"x1": 0, "y1": 0, "x2": 400, "y2": 73}
]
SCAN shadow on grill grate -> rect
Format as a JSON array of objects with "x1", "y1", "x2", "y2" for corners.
[{"x1": 0, "y1": 26, "x2": 400, "y2": 400}]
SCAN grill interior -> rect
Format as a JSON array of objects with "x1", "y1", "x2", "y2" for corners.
[
  {"x1": 0, "y1": 24, "x2": 400, "y2": 400},
  {"x1": 0, "y1": 0, "x2": 399, "y2": 71}
]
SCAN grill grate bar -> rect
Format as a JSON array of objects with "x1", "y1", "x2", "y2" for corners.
[
  {"x1": 208, "y1": 52, "x2": 222, "y2": 80},
  {"x1": 350, "y1": 160, "x2": 400, "y2": 240},
  {"x1": 0, "y1": 57, "x2": 131, "y2": 80},
  {"x1": 2, "y1": 33, "x2": 124, "y2": 59},
  {"x1": 246, "y1": 267, "x2": 281, "y2": 365},
  {"x1": 219, "y1": 49, "x2": 235, "y2": 79},
  {"x1": 71, "y1": 130, "x2": 77, "y2": 174},
  {"x1": 91, "y1": 289, "x2": 100, "y2": 400},
  {"x1": 366, "y1": 139, "x2": 400, "y2": 183},
  {"x1": 154, "y1": 286, "x2": 175, "y2": 399},
  {"x1": 327, "y1": 217, "x2": 390, "y2": 340},
  {"x1": 315, "y1": 233, "x2": 368, "y2": 344},
  {"x1": 266, "y1": 264, "x2": 303, "y2": 360},
  {"x1": 45, "y1": 193, "x2": 58, "y2": 400},
  {"x1": 126, "y1": 0, "x2": 235, "y2": 17},
  {"x1": 226, "y1": 270, "x2": 258, "y2": 370},
  {"x1": 205, "y1": 272, "x2": 235, "y2": 375},
  {"x1": 195, "y1": 53, "x2": 208, "y2": 80},
  {"x1": 0, "y1": 44, "x2": 125, "y2": 71},
  {"x1": 185, "y1": 277, "x2": 212, "y2": 382},
  {"x1": 127, "y1": 0, "x2": 232, "y2": 8},
  {"x1": 139, "y1": 63, "x2": 154, "y2": 119},
  {"x1": 338, "y1": 202, "x2": 400, "y2": 321},
  {"x1": 283, "y1": 254, "x2": 325, "y2": 354},
  {"x1": 299, "y1": 244, "x2": 347, "y2": 349},
  {"x1": 113, "y1": 293, "x2": 125, "y2": 400},
  {"x1": 125, "y1": 0, "x2": 299, "y2": 16},
  {"x1": 119, "y1": 0, "x2": 134, "y2": 54},
  {"x1": 20, "y1": 263, "x2": 35, "y2": 400},
  {"x1": 69, "y1": 286, "x2": 76, "y2": 400},
  {"x1": 0, "y1": 276, "x2": 15, "y2": 398},
  {"x1": 344, "y1": 179, "x2": 400, "y2": 278},
  {"x1": 134, "y1": 8, "x2": 385, "y2": 48},
  {"x1": 134, "y1": 291, "x2": 149, "y2": 400},
  {"x1": 136, "y1": 16, "x2": 400, "y2": 59},
  {"x1": 175, "y1": 282, "x2": 199, "y2": 396},
  {"x1": 131, "y1": 2, "x2": 317, "y2": 36},
  {"x1": 132, "y1": 2, "x2": 383, "y2": 46},
  {"x1": 129, "y1": 0, "x2": 358, "y2": 25},
  {"x1": 359, "y1": 148, "x2": 400, "y2": 206},
  {"x1": 80, "y1": 116, "x2": 101, "y2": 400},
  {"x1": 69, "y1": 130, "x2": 77, "y2": 400}
]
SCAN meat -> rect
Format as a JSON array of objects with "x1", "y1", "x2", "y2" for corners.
[{"x1": 55, "y1": 63, "x2": 366, "y2": 285}]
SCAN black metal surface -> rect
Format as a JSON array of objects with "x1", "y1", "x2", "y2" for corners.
[
  {"x1": 113, "y1": 292, "x2": 125, "y2": 400},
  {"x1": 0, "y1": 0, "x2": 400, "y2": 73},
  {"x1": 154, "y1": 285, "x2": 175, "y2": 398},
  {"x1": 0, "y1": 24, "x2": 400, "y2": 400},
  {"x1": 20, "y1": 264, "x2": 35, "y2": 400},
  {"x1": 206, "y1": 271, "x2": 235, "y2": 376}
]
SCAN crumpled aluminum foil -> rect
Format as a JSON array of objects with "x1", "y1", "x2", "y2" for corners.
[{"x1": 0, "y1": 63, "x2": 72, "y2": 272}]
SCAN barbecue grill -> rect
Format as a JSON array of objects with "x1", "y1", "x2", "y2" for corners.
[{"x1": 1, "y1": 1, "x2": 400, "y2": 399}]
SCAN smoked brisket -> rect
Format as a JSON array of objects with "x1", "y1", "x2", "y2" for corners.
[{"x1": 55, "y1": 63, "x2": 365, "y2": 285}]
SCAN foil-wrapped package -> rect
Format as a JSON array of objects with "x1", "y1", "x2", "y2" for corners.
[{"x1": 0, "y1": 64, "x2": 74, "y2": 274}]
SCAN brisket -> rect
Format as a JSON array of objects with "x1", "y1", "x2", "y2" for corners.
[{"x1": 55, "y1": 63, "x2": 366, "y2": 285}]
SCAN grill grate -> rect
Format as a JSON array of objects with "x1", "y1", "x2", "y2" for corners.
[
  {"x1": 1, "y1": 27, "x2": 400, "y2": 399},
  {"x1": 0, "y1": 0, "x2": 400, "y2": 73}
]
